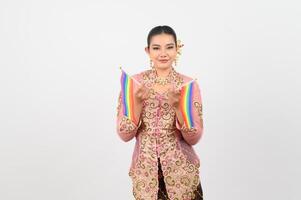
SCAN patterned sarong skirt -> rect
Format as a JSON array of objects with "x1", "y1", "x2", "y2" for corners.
[{"x1": 157, "y1": 158, "x2": 204, "y2": 200}]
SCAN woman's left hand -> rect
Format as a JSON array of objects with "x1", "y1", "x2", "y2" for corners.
[{"x1": 167, "y1": 85, "x2": 181, "y2": 108}]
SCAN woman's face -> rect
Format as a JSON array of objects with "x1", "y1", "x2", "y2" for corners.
[{"x1": 146, "y1": 33, "x2": 178, "y2": 71}]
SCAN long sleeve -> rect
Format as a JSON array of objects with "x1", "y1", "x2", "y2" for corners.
[
  {"x1": 116, "y1": 91, "x2": 140, "y2": 142},
  {"x1": 116, "y1": 72, "x2": 143, "y2": 142},
  {"x1": 176, "y1": 81, "x2": 204, "y2": 145}
]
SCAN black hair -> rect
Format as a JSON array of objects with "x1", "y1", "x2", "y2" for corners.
[{"x1": 147, "y1": 25, "x2": 177, "y2": 48}]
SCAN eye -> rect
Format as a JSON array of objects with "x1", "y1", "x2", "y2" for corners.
[
  {"x1": 152, "y1": 47, "x2": 159, "y2": 50},
  {"x1": 167, "y1": 46, "x2": 174, "y2": 49}
]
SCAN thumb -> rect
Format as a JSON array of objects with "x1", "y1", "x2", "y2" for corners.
[{"x1": 172, "y1": 84, "x2": 180, "y2": 93}]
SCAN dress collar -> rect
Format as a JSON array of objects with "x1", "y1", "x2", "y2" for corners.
[
  {"x1": 142, "y1": 67, "x2": 184, "y2": 89},
  {"x1": 151, "y1": 67, "x2": 175, "y2": 84}
]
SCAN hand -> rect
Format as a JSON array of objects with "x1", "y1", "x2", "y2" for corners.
[
  {"x1": 167, "y1": 85, "x2": 181, "y2": 108},
  {"x1": 134, "y1": 83, "x2": 150, "y2": 104}
]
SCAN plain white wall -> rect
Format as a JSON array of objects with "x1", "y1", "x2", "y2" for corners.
[{"x1": 0, "y1": 0, "x2": 300, "y2": 199}]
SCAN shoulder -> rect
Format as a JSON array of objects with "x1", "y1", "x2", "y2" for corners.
[
  {"x1": 132, "y1": 69, "x2": 151, "y2": 78},
  {"x1": 132, "y1": 69, "x2": 153, "y2": 83},
  {"x1": 177, "y1": 71, "x2": 199, "y2": 85},
  {"x1": 177, "y1": 72, "x2": 193, "y2": 83},
  {"x1": 177, "y1": 71, "x2": 202, "y2": 92}
]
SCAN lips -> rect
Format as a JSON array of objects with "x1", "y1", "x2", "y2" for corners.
[{"x1": 159, "y1": 59, "x2": 169, "y2": 63}]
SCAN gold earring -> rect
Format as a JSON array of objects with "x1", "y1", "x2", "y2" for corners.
[
  {"x1": 150, "y1": 59, "x2": 154, "y2": 69},
  {"x1": 175, "y1": 39, "x2": 184, "y2": 67},
  {"x1": 173, "y1": 57, "x2": 178, "y2": 67}
]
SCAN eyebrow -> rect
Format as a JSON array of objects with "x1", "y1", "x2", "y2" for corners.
[{"x1": 151, "y1": 43, "x2": 175, "y2": 47}]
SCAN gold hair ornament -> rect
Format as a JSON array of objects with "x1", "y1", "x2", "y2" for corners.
[{"x1": 175, "y1": 39, "x2": 184, "y2": 66}]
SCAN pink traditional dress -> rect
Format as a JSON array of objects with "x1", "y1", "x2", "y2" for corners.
[{"x1": 116, "y1": 68, "x2": 204, "y2": 200}]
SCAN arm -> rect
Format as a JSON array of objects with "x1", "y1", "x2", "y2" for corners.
[
  {"x1": 175, "y1": 81, "x2": 204, "y2": 145},
  {"x1": 116, "y1": 91, "x2": 142, "y2": 142},
  {"x1": 116, "y1": 72, "x2": 146, "y2": 142}
]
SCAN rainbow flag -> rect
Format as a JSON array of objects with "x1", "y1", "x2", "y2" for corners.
[
  {"x1": 180, "y1": 80, "x2": 195, "y2": 128},
  {"x1": 120, "y1": 70, "x2": 136, "y2": 123}
]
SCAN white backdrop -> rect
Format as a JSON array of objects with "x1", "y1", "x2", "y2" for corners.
[{"x1": 0, "y1": 0, "x2": 300, "y2": 199}]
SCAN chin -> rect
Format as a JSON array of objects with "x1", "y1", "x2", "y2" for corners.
[{"x1": 156, "y1": 63, "x2": 172, "y2": 70}]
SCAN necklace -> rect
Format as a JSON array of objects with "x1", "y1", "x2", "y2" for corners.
[
  {"x1": 153, "y1": 67, "x2": 175, "y2": 86},
  {"x1": 155, "y1": 76, "x2": 170, "y2": 86}
]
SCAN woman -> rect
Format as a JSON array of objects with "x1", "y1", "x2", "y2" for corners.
[{"x1": 116, "y1": 25, "x2": 204, "y2": 200}]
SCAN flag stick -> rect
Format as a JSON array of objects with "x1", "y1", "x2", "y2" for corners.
[{"x1": 119, "y1": 66, "x2": 141, "y2": 85}]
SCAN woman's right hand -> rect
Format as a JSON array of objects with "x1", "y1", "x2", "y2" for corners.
[
  {"x1": 134, "y1": 83, "x2": 150, "y2": 104},
  {"x1": 132, "y1": 83, "x2": 150, "y2": 125}
]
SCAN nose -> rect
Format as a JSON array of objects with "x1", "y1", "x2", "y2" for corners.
[{"x1": 159, "y1": 50, "x2": 168, "y2": 57}]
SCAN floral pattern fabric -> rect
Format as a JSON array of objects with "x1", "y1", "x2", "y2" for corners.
[{"x1": 116, "y1": 69, "x2": 204, "y2": 200}]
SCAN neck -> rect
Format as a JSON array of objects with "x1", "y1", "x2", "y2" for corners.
[{"x1": 154, "y1": 66, "x2": 172, "y2": 77}]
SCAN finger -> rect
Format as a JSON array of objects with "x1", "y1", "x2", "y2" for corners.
[
  {"x1": 140, "y1": 86, "x2": 148, "y2": 96},
  {"x1": 138, "y1": 84, "x2": 149, "y2": 96},
  {"x1": 166, "y1": 88, "x2": 173, "y2": 97},
  {"x1": 142, "y1": 90, "x2": 149, "y2": 100},
  {"x1": 141, "y1": 83, "x2": 149, "y2": 92},
  {"x1": 169, "y1": 84, "x2": 175, "y2": 91},
  {"x1": 167, "y1": 87, "x2": 172, "y2": 93},
  {"x1": 137, "y1": 90, "x2": 143, "y2": 98},
  {"x1": 146, "y1": 90, "x2": 151, "y2": 99},
  {"x1": 136, "y1": 84, "x2": 143, "y2": 93},
  {"x1": 145, "y1": 87, "x2": 151, "y2": 95},
  {"x1": 171, "y1": 84, "x2": 179, "y2": 93},
  {"x1": 141, "y1": 93, "x2": 147, "y2": 100},
  {"x1": 136, "y1": 87, "x2": 143, "y2": 95},
  {"x1": 175, "y1": 85, "x2": 182, "y2": 93},
  {"x1": 137, "y1": 85, "x2": 146, "y2": 96}
]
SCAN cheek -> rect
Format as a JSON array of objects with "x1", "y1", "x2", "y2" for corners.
[
  {"x1": 169, "y1": 53, "x2": 177, "y2": 60},
  {"x1": 149, "y1": 51, "x2": 159, "y2": 59},
  {"x1": 168, "y1": 50, "x2": 177, "y2": 59}
]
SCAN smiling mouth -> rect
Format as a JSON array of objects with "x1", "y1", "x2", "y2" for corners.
[{"x1": 159, "y1": 60, "x2": 169, "y2": 63}]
